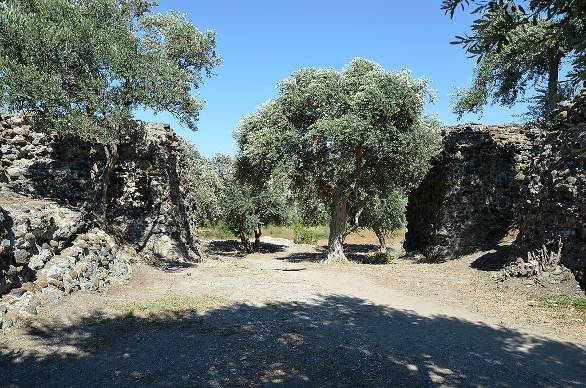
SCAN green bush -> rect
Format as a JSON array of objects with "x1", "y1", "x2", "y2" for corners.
[
  {"x1": 293, "y1": 225, "x2": 319, "y2": 244},
  {"x1": 199, "y1": 221, "x2": 234, "y2": 240},
  {"x1": 361, "y1": 252, "x2": 395, "y2": 265}
]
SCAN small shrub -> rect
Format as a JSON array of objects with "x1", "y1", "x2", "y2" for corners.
[
  {"x1": 361, "y1": 251, "x2": 395, "y2": 265},
  {"x1": 293, "y1": 225, "x2": 319, "y2": 244},
  {"x1": 499, "y1": 264, "x2": 514, "y2": 278}
]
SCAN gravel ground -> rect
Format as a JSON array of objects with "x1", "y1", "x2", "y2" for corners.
[{"x1": 1, "y1": 240, "x2": 585, "y2": 387}]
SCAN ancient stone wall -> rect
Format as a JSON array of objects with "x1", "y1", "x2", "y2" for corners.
[
  {"x1": 0, "y1": 114, "x2": 203, "y2": 328},
  {"x1": 404, "y1": 124, "x2": 533, "y2": 260},
  {"x1": 516, "y1": 89, "x2": 586, "y2": 286},
  {"x1": 404, "y1": 89, "x2": 586, "y2": 288},
  {"x1": 0, "y1": 115, "x2": 202, "y2": 264},
  {"x1": 0, "y1": 195, "x2": 132, "y2": 329}
]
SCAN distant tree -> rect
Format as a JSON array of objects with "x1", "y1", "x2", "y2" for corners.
[
  {"x1": 236, "y1": 58, "x2": 442, "y2": 263},
  {"x1": 443, "y1": 0, "x2": 585, "y2": 117},
  {"x1": 0, "y1": 0, "x2": 220, "y2": 223},
  {"x1": 177, "y1": 139, "x2": 223, "y2": 226},
  {"x1": 347, "y1": 189, "x2": 407, "y2": 253},
  {"x1": 220, "y1": 160, "x2": 292, "y2": 253}
]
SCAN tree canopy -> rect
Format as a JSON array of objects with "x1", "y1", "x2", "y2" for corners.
[
  {"x1": 220, "y1": 160, "x2": 293, "y2": 253},
  {"x1": 236, "y1": 58, "x2": 442, "y2": 262},
  {"x1": 0, "y1": 0, "x2": 220, "y2": 222},
  {"x1": 444, "y1": 0, "x2": 585, "y2": 118}
]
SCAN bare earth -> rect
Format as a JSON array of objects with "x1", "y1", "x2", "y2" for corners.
[{"x1": 1, "y1": 239, "x2": 585, "y2": 387}]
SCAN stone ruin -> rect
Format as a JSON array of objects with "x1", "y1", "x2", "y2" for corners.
[
  {"x1": 0, "y1": 114, "x2": 202, "y2": 329},
  {"x1": 404, "y1": 89, "x2": 586, "y2": 288},
  {"x1": 404, "y1": 124, "x2": 533, "y2": 260},
  {"x1": 516, "y1": 90, "x2": 586, "y2": 286}
]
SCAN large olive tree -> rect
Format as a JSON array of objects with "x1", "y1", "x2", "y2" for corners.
[
  {"x1": 236, "y1": 58, "x2": 442, "y2": 263},
  {"x1": 0, "y1": 0, "x2": 220, "y2": 223}
]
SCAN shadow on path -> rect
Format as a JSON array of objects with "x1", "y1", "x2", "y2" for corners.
[
  {"x1": 205, "y1": 240, "x2": 288, "y2": 260},
  {"x1": 279, "y1": 244, "x2": 386, "y2": 264},
  {"x1": 2, "y1": 295, "x2": 585, "y2": 387}
]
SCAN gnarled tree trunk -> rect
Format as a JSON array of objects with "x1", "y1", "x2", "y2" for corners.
[
  {"x1": 253, "y1": 226, "x2": 262, "y2": 253},
  {"x1": 324, "y1": 188, "x2": 349, "y2": 263},
  {"x1": 373, "y1": 227, "x2": 387, "y2": 253},
  {"x1": 240, "y1": 232, "x2": 253, "y2": 254}
]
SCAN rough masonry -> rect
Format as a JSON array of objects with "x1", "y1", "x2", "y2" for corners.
[
  {"x1": 0, "y1": 114, "x2": 203, "y2": 329},
  {"x1": 404, "y1": 123, "x2": 533, "y2": 261}
]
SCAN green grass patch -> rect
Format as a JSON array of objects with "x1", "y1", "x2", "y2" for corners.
[
  {"x1": 543, "y1": 294, "x2": 586, "y2": 312},
  {"x1": 118, "y1": 294, "x2": 228, "y2": 315}
]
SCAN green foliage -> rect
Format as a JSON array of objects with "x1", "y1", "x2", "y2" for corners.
[
  {"x1": 361, "y1": 252, "x2": 395, "y2": 265},
  {"x1": 236, "y1": 58, "x2": 442, "y2": 260},
  {"x1": 293, "y1": 225, "x2": 320, "y2": 245},
  {"x1": 349, "y1": 188, "x2": 408, "y2": 236},
  {"x1": 199, "y1": 222, "x2": 233, "y2": 240},
  {"x1": 452, "y1": 17, "x2": 574, "y2": 117},
  {"x1": 498, "y1": 263, "x2": 515, "y2": 278},
  {"x1": 219, "y1": 159, "x2": 293, "y2": 243},
  {"x1": 0, "y1": 0, "x2": 220, "y2": 143},
  {"x1": 177, "y1": 138, "x2": 224, "y2": 226},
  {"x1": 290, "y1": 192, "x2": 329, "y2": 226},
  {"x1": 445, "y1": 0, "x2": 584, "y2": 117}
]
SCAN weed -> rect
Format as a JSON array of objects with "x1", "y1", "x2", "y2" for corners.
[
  {"x1": 499, "y1": 264, "x2": 515, "y2": 278},
  {"x1": 543, "y1": 294, "x2": 586, "y2": 312},
  {"x1": 142, "y1": 254, "x2": 156, "y2": 266},
  {"x1": 199, "y1": 222, "x2": 234, "y2": 240}
]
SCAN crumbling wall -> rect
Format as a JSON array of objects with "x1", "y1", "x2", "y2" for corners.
[
  {"x1": 404, "y1": 124, "x2": 533, "y2": 260},
  {"x1": 516, "y1": 89, "x2": 586, "y2": 286},
  {"x1": 0, "y1": 114, "x2": 202, "y2": 264},
  {"x1": 0, "y1": 114, "x2": 203, "y2": 329},
  {"x1": 0, "y1": 195, "x2": 132, "y2": 329}
]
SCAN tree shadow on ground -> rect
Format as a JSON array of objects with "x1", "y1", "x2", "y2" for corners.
[
  {"x1": 279, "y1": 244, "x2": 383, "y2": 264},
  {"x1": 204, "y1": 239, "x2": 287, "y2": 259},
  {"x1": 1, "y1": 295, "x2": 585, "y2": 387}
]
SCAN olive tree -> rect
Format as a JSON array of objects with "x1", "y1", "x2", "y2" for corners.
[
  {"x1": 236, "y1": 58, "x2": 442, "y2": 263},
  {"x1": 220, "y1": 159, "x2": 292, "y2": 253},
  {"x1": 176, "y1": 139, "x2": 223, "y2": 226},
  {"x1": 0, "y1": 0, "x2": 220, "y2": 223},
  {"x1": 347, "y1": 189, "x2": 408, "y2": 252}
]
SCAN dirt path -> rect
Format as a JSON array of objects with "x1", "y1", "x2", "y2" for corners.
[{"x1": 1, "y1": 241, "x2": 585, "y2": 387}]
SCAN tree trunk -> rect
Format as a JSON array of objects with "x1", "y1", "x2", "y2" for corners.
[
  {"x1": 98, "y1": 143, "x2": 119, "y2": 227},
  {"x1": 546, "y1": 50, "x2": 561, "y2": 112},
  {"x1": 253, "y1": 226, "x2": 262, "y2": 253},
  {"x1": 373, "y1": 227, "x2": 387, "y2": 253},
  {"x1": 240, "y1": 232, "x2": 253, "y2": 254},
  {"x1": 324, "y1": 188, "x2": 349, "y2": 263}
]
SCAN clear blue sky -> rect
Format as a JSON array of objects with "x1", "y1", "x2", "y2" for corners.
[{"x1": 137, "y1": 0, "x2": 528, "y2": 157}]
